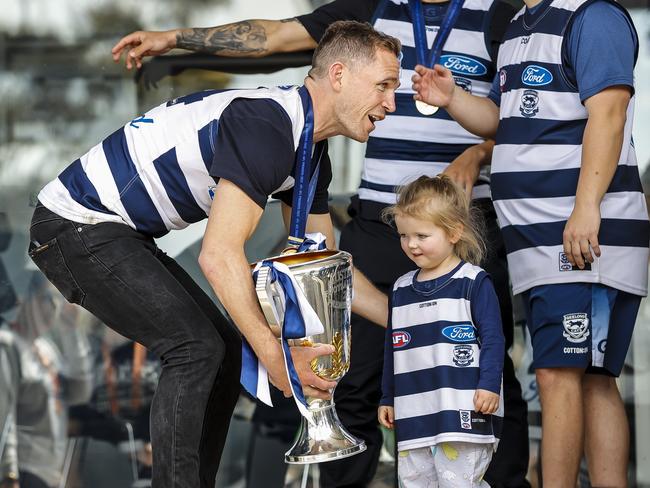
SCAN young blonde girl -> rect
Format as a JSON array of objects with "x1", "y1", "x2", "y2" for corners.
[{"x1": 378, "y1": 175, "x2": 505, "y2": 487}]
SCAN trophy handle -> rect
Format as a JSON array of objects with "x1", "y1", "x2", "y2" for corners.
[{"x1": 255, "y1": 265, "x2": 284, "y2": 338}]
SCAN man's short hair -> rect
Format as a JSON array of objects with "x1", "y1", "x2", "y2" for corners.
[{"x1": 310, "y1": 20, "x2": 401, "y2": 78}]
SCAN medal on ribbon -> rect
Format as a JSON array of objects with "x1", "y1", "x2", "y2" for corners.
[{"x1": 409, "y1": 0, "x2": 465, "y2": 115}]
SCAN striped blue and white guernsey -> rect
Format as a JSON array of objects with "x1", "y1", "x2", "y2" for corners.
[
  {"x1": 491, "y1": 0, "x2": 649, "y2": 296},
  {"x1": 362, "y1": 0, "x2": 499, "y2": 204},
  {"x1": 38, "y1": 87, "x2": 306, "y2": 237},
  {"x1": 384, "y1": 262, "x2": 504, "y2": 451}
]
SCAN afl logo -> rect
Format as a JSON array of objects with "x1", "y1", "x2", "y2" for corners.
[
  {"x1": 392, "y1": 331, "x2": 411, "y2": 348},
  {"x1": 521, "y1": 65, "x2": 553, "y2": 86}
]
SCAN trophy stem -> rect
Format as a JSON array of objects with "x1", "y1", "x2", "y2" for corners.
[{"x1": 285, "y1": 401, "x2": 366, "y2": 464}]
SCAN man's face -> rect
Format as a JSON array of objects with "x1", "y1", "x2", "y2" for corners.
[{"x1": 337, "y1": 48, "x2": 400, "y2": 142}]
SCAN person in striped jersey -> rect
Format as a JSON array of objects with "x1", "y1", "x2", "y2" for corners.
[
  {"x1": 413, "y1": 0, "x2": 648, "y2": 485},
  {"x1": 27, "y1": 22, "x2": 399, "y2": 488},
  {"x1": 379, "y1": 175, "x2": 505, "y2": 487},
  {"x1": 111, "y1": 3, "x2": 533, "y2": 486}
]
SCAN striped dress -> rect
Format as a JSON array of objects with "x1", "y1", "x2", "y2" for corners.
[{"x1": 381, "y1": 262, "x2": 504, "y2": 451}]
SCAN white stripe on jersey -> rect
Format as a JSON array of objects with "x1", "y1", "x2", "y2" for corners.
[
  {"x1": 174, "y1": 139, "x2": 213, "y2": 217},
  {"x1": 496, "y1": 192, "x2": 649, "y2": 227},
  {"x1": 394, "y1": 343, "x2": 481, "y2": 374},
  {"x1": 392, "y1": 298, "x2": 472, "y2": 328},
  {"x1": 506, "y1": 245, "x2": 649, "y2": 296},
  {"x1": 498, "y1": 33, "x2": 563, "y2": 67},
  {"x1": 362, "y1": 159, "x2": 449, "y2": 186},
  {"x1": 375, "y1": 19, "x2": 491, "y2": 61},
  {"x1": 492, "y1": 144, "x2": 582, "y2": 173},
  {"x1": 372, "y1": 116, "x2": 483, "y2": 145},
  {"x1": 82, "y1": 147, "x2": 135, "y2": 227},
  {"x1": 395, "y1": 387, "x2": 477, "y2": 419},
  {"x1": 500, "y1": 89, "x2": 588, "y2": 122}
]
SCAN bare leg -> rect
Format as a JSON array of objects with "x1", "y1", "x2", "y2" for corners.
[
  {"x1": 583, "y1": 375, "x2": 628, "y2": 487},
  {"x1": 536, "y1": 367, "x2": 584, "y2": 487}
]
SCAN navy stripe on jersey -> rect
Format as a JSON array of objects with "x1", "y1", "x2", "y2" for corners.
[
  {"x1": 401, "y1": 48, "x2": 495, "y2": 83},
  {"x1": 501, "y1": 7, "x2": 573, "y2": 41},
  {"x1": 392, "y1": 320, "x2": 479, "y2": 350},
  {"x1": 392, "y1": 277, "x2": 475, "y2": 307},
  {"x1": 382, "y1": 3, "x2": 488, "y2": 31},
  {"x1": 396, "y1": 410, "x2": 503, "y2": 441},
  {"x1": 499, "y1": 62, "x2": 574, "y2": 93},
  {"x1": 366, "y1": 137, "x2": 473, "y2": 162},
  {"x1": 198, "y1": 120, "x2": 218, "y2": 171},
  {"x1": 395, "y1": 366, "x2": 481, "y2": 396},
  {"x1": 496, "y1": 117, "x2": 586, "y2": 146},
  {"x1": 501, "y1": 218, "x2": 650, "y2": 253},
  {"x1": 102, "y1": 128, "x2": 166, "y2": 237},
  {"x1": 58, "y1": 159, "x2": 117, "y2": 216},
  {"x1": 492, "y1": 164, "x2": 643, "y2": 200},
  {"x1": 152, "y1": 148, "x2": 205, "y2": 224}
]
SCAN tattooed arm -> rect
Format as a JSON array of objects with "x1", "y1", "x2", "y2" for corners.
[{"x1": 112, "y1": 18, "x2": 316, "y2": 69}]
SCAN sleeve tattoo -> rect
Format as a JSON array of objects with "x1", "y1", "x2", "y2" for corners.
[{"x1": 176, "y1": 18, "x2": 299, "y2": 55}]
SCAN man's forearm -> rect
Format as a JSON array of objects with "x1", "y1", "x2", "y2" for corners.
[
  {"x1": 176, "y1": 18, "x2": 314, "y2": 57},
  {"x1": 352, "y1": 269, "x2": 388, "y2": 328},
  {"x1": 200, "y1": 249, "x2": 278, "y2": 359}
]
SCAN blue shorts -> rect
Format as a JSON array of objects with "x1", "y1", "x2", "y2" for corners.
[{"x1": 522, "y1": 283, "x2": 641, "y2": 376}]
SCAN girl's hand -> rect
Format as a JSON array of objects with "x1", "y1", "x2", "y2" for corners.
[
  {"x1": 378, "y1": 405, "x2": 395, "y2": 429},
  {"x1": 473, "y1": 389, "x2": 499, "y2": 414}
]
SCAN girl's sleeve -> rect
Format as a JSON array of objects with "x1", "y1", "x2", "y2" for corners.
[
  {"x1": 379, "y1": 291, "x2": 395, "y2": 406},
  {"x1": 470, "y1": 273, "x2": 505, "y2": 393}
]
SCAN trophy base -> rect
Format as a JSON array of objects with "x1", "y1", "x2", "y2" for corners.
[{"x1": 285, "y1": 404, "x2": 367, "y2": 464}]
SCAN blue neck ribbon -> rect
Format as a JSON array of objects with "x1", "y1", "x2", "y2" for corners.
[
  {"x1": 287, "y1": 86, "x2": 326, "y2": 249},
  {"x1": 409, "y1": 0, "x2": 465, "y2": 68}
]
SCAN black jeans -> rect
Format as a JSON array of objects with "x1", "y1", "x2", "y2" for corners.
[
  {"x1": 29, "y1": 204, "x2": 241, "y2": 488},
  {"x1": 319, "y1": 197, "x2": 530, "y2": 488}
]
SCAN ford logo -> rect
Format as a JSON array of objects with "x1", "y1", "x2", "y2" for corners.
[
  {"x1": 440, "y1": 55, "x2": 487, "y2": 77},
  {"x1": 442, "y1": 325, "x2": 476, "y2": 342},
  {"x1": 521, "y1": 65, "x2": 553, "y2": 86},
  {"x1": 392, "y1": 331, "x2": 411, "y2": 348}
]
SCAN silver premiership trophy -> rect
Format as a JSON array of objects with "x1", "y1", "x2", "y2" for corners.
[{"x1": 254, "y1": 249, "x2": 366, "y2": 464}]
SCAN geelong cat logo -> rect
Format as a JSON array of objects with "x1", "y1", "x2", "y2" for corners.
[
  {"x1": 440, "y1": 55, "x2": 487, "y2": 77},
  {"x1": 442, "y1": 325, "x2": 476, "y2": 342},
  {"x1": 392, "y1": 331, "x2": 411, "y2": 348},
  {"x1": 521, "y1": 65, "x2": 553, "y2": 86}
]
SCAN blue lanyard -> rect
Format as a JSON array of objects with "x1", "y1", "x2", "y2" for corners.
[
  {"x1": 409, "y1": 0, "x2": 465, "y2": 68},
  {"x1": 287, "y1": 86, "x2": 325, "y2": 248}
]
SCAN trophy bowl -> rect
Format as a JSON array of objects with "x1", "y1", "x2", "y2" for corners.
[{"x1": 253, "y1": 249, "x2": 366, "y2": 464}]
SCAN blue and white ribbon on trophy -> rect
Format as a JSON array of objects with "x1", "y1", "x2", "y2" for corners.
[{"x1": 241, "y1": 86, "x2": 328, "y2": 417}]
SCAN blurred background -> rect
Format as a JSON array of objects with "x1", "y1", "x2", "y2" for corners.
[{"x1": 0, "y1": 0, "x2": 649, "y2": 486}]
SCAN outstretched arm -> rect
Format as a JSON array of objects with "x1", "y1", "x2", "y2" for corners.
[
  {"x1": 412, "y1": 64, "x2": 500, "y2": 139},
  {"x1": 112, "y1": 18, "x2": 316, "y2": 69}
]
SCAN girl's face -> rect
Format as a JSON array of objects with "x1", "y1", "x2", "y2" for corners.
[{"x1": 395, "y1": 213, "x2": 459, "y2": 273}]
